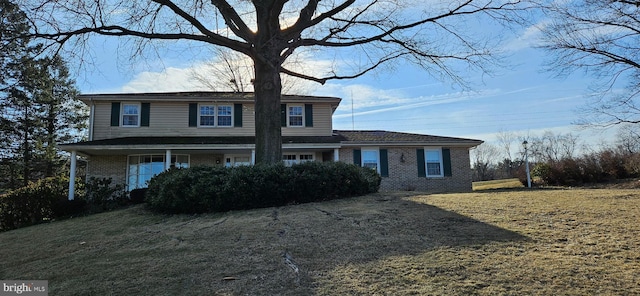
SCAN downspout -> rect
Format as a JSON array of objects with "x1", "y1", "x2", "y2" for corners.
[{"x1": 88, "y1": 98, "x2": 95, "y2": 141}]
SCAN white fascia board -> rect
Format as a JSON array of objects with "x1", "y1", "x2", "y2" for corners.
[
  {"x1": 59, "y1": 144, "x2": 258, "y2": 152},
  {"x1": 282, "y1": 143, "x2": 342, "y2": 149},
  {"x1": 339, "y1": 141, "x2": 483, "y2": 148}
]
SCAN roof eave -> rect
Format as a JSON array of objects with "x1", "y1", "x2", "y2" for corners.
[{"x1": 339, "y1": 141, "x2": 483, "y2": 147}]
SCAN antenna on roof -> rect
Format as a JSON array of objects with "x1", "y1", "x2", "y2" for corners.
[{"x1": 351, "y1": 90, "x2": 355, "y2": 130}]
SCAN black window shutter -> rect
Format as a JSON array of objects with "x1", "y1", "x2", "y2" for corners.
[
  {"x1": 234, "y1": 104, "x2": 243, "y2": 127},
  {"x1": 380, "y1": 149, "x2": 389, "y2": 177},
  {"x1": 353, "y1": 149, "x2": 361, "y2": 166},
  {"x1": 304, "y1": 104, "x2": 313, "y2": 127},
  {"x1": 281, "y1": 104, "x2": 287, "y2": 127},
  {"x1": 110, "y1": 102, "x2": 120, "y2": 126},
  {"x1": 443, "y1": 148, "x2": 452, "y2": 177},
  {"x1": 141, "y1": 103, "x2": 150, "y2": 127},
  {"x1": 188, "y1": 103, "x2": 198, "y2": 127},
  {"x1": 417, "y1": 148, "x2": 426, "y2": 177}
]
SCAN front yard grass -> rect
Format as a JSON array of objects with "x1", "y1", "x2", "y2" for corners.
[{"x1": 1, "y1": 188, "x2": 639, "y2": 295}]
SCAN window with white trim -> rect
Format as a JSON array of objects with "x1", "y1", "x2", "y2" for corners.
[
  {"x1": 299, "y1": 154, "x2": 314, "y2": 163},
  {"x1": 288, "y1": 105, "x2": 303, "y2": 127},
  {"x1": 282, "y1": 154, "x2": 297, "y2": 166},
  {"x1": 122, "y1": 103, "x2": 140, "y2": 127},
  {"x1": 217, "y1": 105, "x2": 232, "y2": 126},
  {"x1": 199, "y1": 105, "x2": 216, "y2": 126},
  {"x1": 225, "y1": 155, "x2": 252, "y2": 167},
  {"x1": 425, "y1": 149, "x2": 444, "y2": 177},
  {"x1": 282, "y1": 153, "x2": 315, "y2": 166},
  {"x1": 199, "y1": 104, "x2": 233, "y2": 127},
  {"x1": 127, "y1": 154, "x2": 189, "y2": 190},
  {"x1": 362, "y1": 149, "x2": 379, "y2": 172}
]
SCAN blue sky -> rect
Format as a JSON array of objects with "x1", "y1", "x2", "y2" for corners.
[{"x1": 72, "y1": 12, "x2": 622, "y2": 150}]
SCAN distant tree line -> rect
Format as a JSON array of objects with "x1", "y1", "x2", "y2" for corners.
[
  {"x1": 0, "y1": 0, "x2": 87, "y2": 191},
  {"x1": 472, "y1": 127, "x2": 640, "y2": 186}
]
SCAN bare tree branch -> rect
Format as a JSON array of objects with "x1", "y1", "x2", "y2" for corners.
[
  {"x1": 539, "y1": 0, "x2": 640, "y2": 127},
  {"x1": 13, "y1": 0, "x2": 529, "y2": 163}
]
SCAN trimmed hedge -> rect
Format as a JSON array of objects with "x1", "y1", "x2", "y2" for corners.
[{"x1": 146, "y1": 162, "x2": 381, "y2": 214}]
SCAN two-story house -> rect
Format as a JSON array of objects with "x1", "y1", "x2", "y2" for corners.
[{"x1": 61, "y1": 91, "x2": 482, "y2": 199}]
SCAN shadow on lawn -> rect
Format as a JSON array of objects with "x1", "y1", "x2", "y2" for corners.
[
  {"x1": 275, "y1": 193, "x2": 529, "y2": 265},
  {"x1": 0, "y1": 192, "x2": 530, "y2": 295}
]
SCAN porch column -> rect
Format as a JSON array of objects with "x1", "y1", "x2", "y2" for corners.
[
  {"x1": 165, "y1": 149, "x2": 172, "y2": 170},
  {"x1": 334, "y1": 148, "x2": 340, "y2": 162},
  {"x1": 68, "y1": 150, "x2": 77, "y2": 201},
  {"x1": 251, "y1": 150, "x2": 256, "y2": 165}
]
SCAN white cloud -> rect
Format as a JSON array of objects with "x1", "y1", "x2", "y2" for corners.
[
  {"x1": 503, "y1": 20, "x2": 549, "y2": 52},
  {"x1": 121, "y1": 67, "x2": 209, "y2": 93},
  {"x1": 119, "y1": 52, "x2": 336, "y2": 94}
]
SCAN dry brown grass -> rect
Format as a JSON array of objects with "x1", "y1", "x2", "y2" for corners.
[
  {"x1": 473, "y1": 178, "x2": 524, "y2": 190},
  {"x1": 1, "y1": 189, "x2": 639, "y2": 295}
]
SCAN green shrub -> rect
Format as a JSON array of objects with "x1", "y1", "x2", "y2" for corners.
[
  {"x1": 84, "y1": 177, "x2": 128, "y2": 213},
  {"x1": 146, "y1": 162, "x2": 381, "y2": 214},
  {"x1": 129, "y1": 188, "x2": 147, "y2": 204},
  {"x1": 0, "y1": 176, "x2": 132, "y2": 232},
  {"x1": 0, "y1": 176, "x2": 71, "y2": 231}
]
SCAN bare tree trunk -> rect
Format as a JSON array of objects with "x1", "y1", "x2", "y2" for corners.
[{"x1": 253, "y1": 57, "x2": 283, "y2": 164}]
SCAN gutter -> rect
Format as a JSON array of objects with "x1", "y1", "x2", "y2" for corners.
[{"x1": 339, "y1": 141, "x2": 484, "y2": 148}]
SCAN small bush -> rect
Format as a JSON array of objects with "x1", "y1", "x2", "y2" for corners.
[
  {"x1": 84, "y1": 177, "x2": 128, "y2": 213},
  {"x1": 146, "y1": 162, "x2": 381, "y2": 214}
]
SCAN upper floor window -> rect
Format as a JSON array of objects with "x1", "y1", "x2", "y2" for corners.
[
  {"x1": 288, "y1": 105, "x2": 303, "y2": 127},
  {"x1": 217, "y1": 105, "x2": 232, "y2": 127},
  {"x1": 199, "y1": 105, "x2": 216, "y2": 126},
  {"x1": 199, "y1": 104, "x2": 233, "y2": 127},
  {"x1": 122, "y1": 103, "x2": 140, "y2": 127}
]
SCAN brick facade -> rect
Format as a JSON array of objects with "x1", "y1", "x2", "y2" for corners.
[
  {"x1": 86, "y1": 148, "x2": 472, "y2": 193},
  {"x1": 87, "y1": 155, "x2": 128, "y2": 186},
  {"x1": 338, "y1": 147, "x2": 472, "y2": 192}
]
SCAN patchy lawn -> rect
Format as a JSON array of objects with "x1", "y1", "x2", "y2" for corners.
[{"x1": 1, "y1": 189, "x2": 639, "y2": 295}]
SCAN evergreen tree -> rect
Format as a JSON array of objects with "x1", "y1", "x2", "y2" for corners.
[{"x1": 1, "y1": 0, "x2": 86, "y2": 188}]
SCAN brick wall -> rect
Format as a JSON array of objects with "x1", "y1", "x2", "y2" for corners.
[
  {"x1": 338, "y1": 147, "x2": 473, "y2": 192},
  {"x1": 190, "y1": 153, "x2": 224, "y2": 166},
  {"x1": 87, "y1": 153, "x2": 225, "y2": 189},
  {"x1": 87, "y1": 148, "x2": 472, "y2": 193},
  {"x1": 87, "y1": 155, "x2": 128, "y2": 187}
]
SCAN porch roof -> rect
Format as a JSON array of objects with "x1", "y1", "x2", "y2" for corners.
[{"x1": 60, "y1": 130, "x2": 483, "y2": 156}]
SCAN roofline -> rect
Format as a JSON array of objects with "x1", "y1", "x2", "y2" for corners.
[
  {"x1": 78, "y1": 91, "x2": 342, "y2": 103},
  {"x1": 59, "y1": 143, "x2": 342, "y2": 152},
  {"x1": 339, "y1": 141, "x2": 483, "y2": 147}
]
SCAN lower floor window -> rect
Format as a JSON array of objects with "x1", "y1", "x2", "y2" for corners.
[
  {"x1": 225, "y1": 155, "x2": 252, "y2": 167},
  {"x1": 282, "y1": 153, "x2": 315, "y2": 166},
  {"x1": 127, "y1": 154, "x2": 189, "y2": 190},
  {"x1": 361, "y1": 150, "x2": 379, "y2": 171},
  {"x1": 425, "y1": 149, "x2": 443, "y2": 177}
]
